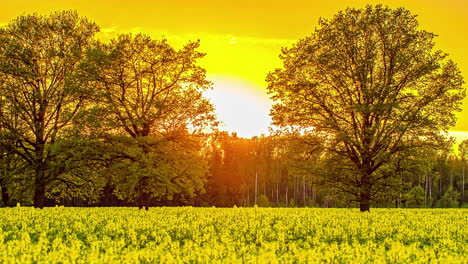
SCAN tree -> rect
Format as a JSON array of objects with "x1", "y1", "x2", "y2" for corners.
[
  {"x1": 201, "y1": 132, "x2": 254, "y2": 207},
  {"x1": 84, "y1": 34, "x2": 216, "y2": 209},
  {"x1": 44, "y1": 137, "x2": 107, "y2": 205},
  {"x1": 257, "y1": 194, "x2": 270, "y2": 207},
  {"x1": 458, "y1": 139, "x2": 468, "y2": 200},
  {"x1": 0, "y1": 150, "x2": 29, "y2": 206},
  {"x1": 267, "y1": 5, "x2": 465, "y2": 211},
  {"x1": 406, "y1": 185, "x2": 425, "y2": 208},
  {"x1": 0, "y1": 11, "x2": 99, "y2": 208},
  {"x1": 437, "y1": 186, "x2": 460, "y2": 208}
]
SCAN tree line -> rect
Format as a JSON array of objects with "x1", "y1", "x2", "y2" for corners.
[
  {"x1": 2, "y1": 126, "x2": 466, "y2": 208},
  {"x1": 201, "y1": 132, "x2": 467, "y2": 209},
  {"x1": 0, "y1": 6, "x2": 465, "y2": 211}
]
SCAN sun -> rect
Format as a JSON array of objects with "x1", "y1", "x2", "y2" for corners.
[{"x1": 204, "y1": 75, "x2": 271, "y2": 138}]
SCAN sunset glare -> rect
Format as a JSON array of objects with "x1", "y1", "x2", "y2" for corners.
[
  {"x1": 2, "y1": 0, "x2": 467, "y2": 138},
  {"x1": 204, "y1": 75, "x2": 271, "y2": 138},
  {"x1": 2, "y1": 3, "x2": 468, "y2": 260}
]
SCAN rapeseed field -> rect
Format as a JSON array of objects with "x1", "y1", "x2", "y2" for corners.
[{"x1": 1, "y1": 207, "x2": 467, "y2": 263}]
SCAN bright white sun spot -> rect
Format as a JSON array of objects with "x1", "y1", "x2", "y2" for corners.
[{"x1": 204, "y1": 75, "x2": 271, "y2": 138}]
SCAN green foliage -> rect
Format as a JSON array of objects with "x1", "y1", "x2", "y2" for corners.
[
  {"x1": 267, "y1": 5, "x2": 465, "y2": 211},
  {"x1": 45, "y1": 138, "x2": 107, "y2": 204},
  {"x1": 406, "y1": 186, "x2": 425, "y2": 208},
  {"x1": 436, "y1": 186, "x2": 460, "y2": 208},
  {"x1": 79, "y1": 33, "x2": 216, "y2": 207},
  {"x1": 0, "y1": 11, "x2": 99, "y2": 208},
  {"x1": 458, "y1": 140, "x2": 468, "y2": 162},
  {"x1": 0, "y1": 9, "x2": 466, "y2": 209},
  {"x1": 202, "y1": 132, "x2": 281, "y2": 207},
  {"x1": 106, "y1": 134, "x2": 208, "y2": 203},
  {"x1": 288, "y1": 198, "x2": 296, "y2": 207},
  {"x1": 83, "y1": 33, "x2": 216, "y2": 138},
  {"x1": 0, "y1": 150, "x2": 31, "y2": 206},
  {"x1": 257, "y1": 194, "x2": 270, "y2": 207}
]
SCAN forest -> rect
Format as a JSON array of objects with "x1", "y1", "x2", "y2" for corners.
[{"x1": 0, "y1": 6, "x2": 466, "y2": 210}]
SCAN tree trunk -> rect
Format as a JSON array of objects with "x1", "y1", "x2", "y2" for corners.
[
  {"x1": 1, "y1": 182, "x2": 10, "y2": 206},
  {"x1": 276, "y1": 160, "x2": 279, "y2": 206},
  {"x1": 312, "y1": 186, "x2": 316, "y2": 204},
  {"x1": 276, "y1": 182, "x2": 279, "y2": 206},
  {"x1": 359, "y1": 191, "x2": 371, "y2": 212},
  {"x1": 450, "y1": 163, "x2": 453, "y2": 187},
  {"x1": 429, "y1": 174, "x2": 432, "y2": 198},
  {"x1": 359, "y1": 171, "x2": 371, "y2": 212},
  {"x1": 463, "y1": 164, "x2": 465, "y2": 199},
  {"x1": 439, "y1": 169, "x2": 442, "y2": 194},
  {"x1": 137, "y1": 192, "x2": 149, "y2": 210},
  {"x1": 293, "y1": 176, "x2": 296, "y2": 205},
  {"x1": 247, "y1": 183, "x2": 250, "y2": 206},
  {"x1": 303, "y1": 176, "x2": 306, "y2": 207},
  {"x1": 33, "y1": 142, "x2": 47, "y2": 208},
  {"x1": 254, "y1": 171, "x2": 258, "y2": 205},
  {"x1": 137, "y1": 177, "x2": 150, "y2": 210},
  {"x1": 424, "y1": 171, "x2": 428, "y2": 207},
  {"x1": 1, "y1": 161, "x2": 11, "y2": 206},
  {"x1": 101, "y1": 182, "x2": 114, "y2": 206},
  {"x1": 34, "y1": 179, "x2": 46, "y2": 209}
]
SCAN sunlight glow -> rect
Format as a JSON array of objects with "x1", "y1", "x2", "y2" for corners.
[
  {"x1": 204, "y1": 75, "x2": 271, "y2": 138},
  {"x1": 1, "y1": 0, "x2": 467, "y2": 135},
  {"x1": 448, "y1": 130, "x2": 468, "y2": 145}
]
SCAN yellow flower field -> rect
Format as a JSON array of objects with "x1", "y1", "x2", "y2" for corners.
[{"x1": 1, "y1": 207, "x2": 467, "y2": 263}]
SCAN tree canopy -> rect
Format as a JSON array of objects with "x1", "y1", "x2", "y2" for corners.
[
  {"x1": 0, "y1": 8, "x2": 466, "y2": 209},
  {"x1": 81, "y1": 33, "x2": 217, "y2": 209},
  {"x1": 0, "y1": 11, "x2": 99, "y2": 208},
  {"x1": 267, "y1": 5, "x2": 465, "y2": 211},
  {"x1": 83, "y1": 33, "x2": 216, "y2": 138}
]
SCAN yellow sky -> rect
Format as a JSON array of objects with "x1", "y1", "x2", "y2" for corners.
[{"x1": 2, "y1": 0, "x2": 468, "y2": 138}]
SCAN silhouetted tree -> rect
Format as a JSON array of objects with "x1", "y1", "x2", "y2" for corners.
[
  {"x1": 458, "y1": 139, "x2": 468, "y2": 200},
  {"x1": 0, "y1": 11, "x2": 99, "y2": 208},
  {"x1": 267, "y1": 5, "x2": 465, "y2": 211},
  {"x1": 83, "y1": 34, "x2": 216, "y2": 209}
]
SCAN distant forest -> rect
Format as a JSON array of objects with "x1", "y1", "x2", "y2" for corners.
[{"x1": 0, "y1": 7, "x2": 466, "y2": 210}]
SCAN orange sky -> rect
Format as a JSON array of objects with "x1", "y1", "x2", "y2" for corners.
[{"x1": 2, "y1": 0, "x2": 468, "y2": 138}]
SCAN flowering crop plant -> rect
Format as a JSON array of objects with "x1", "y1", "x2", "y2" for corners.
[{"x1": 1, "y1": 207, "x2": 467, "y2": 263}]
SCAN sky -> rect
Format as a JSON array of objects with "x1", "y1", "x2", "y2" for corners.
[{"x1": 1, "y1": 0, "x2": 468, "y2": 139}]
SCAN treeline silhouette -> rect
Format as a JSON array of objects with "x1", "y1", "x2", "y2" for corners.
[
  {"x1": 0, "y1": 8, "x2": 466, "y2": 209},
  {"x1": 1, "y1": 129, "x2": 466, "y2": 208}
]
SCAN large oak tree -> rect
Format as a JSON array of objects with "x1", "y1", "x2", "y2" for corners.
[
  {"x1": 0, "y1": 11, "x2": 99, "y2": 208},
  {"x1": 267, "y1": 5, "x2": 465, "y2": 211},
  {"x1": 84, "y1": 34, "x2": 216, "y2": 209}
]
